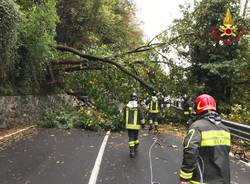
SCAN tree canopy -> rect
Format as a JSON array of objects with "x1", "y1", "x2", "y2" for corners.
[{"x1": 0, "y1": 0, "x2": 249, "y2": 128}]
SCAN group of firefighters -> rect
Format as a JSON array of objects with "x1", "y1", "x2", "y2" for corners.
[
  {"x1": 124, "y1": 91, "x2": 162, "y2": 158},
  {"x1": 123, "y1": 92, "x2": 231, "y2": 184}
]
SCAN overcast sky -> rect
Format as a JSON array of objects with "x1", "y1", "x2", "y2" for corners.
[
  {"x1": 135, "y1": 0, "x2": 186, "y2": 40},
  {"x1": 135, "y1": 0, "x2": 249, "y2": 40}
]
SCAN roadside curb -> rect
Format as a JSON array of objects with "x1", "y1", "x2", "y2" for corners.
[
  {"x1": 0, "y1": 125, "x2": 35, "y2": 141},
  {"x1": 230, "y1": 152, "x2": 250, "y2": 167}
]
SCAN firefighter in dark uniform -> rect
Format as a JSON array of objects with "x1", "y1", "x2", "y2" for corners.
[
  {"x1": 124, "y1": 92, "x2": 145, "y2": 158},
  {"x1": 180, "y1": 94, "x2": 231, "y2": 184},
  {"x1": 146, "y1": 90, "x2": 161, "y2": 132},
  {"x1": 183, "y1": 97, "x2": 196, "y2": 126},
  {"x1": 183, "y1": 96, "x2": 193, "y2": 117}
]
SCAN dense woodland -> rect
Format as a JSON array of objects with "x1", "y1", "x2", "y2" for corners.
[{"x1": 0, "y1": 0, "x2": 249, "y2": 129}]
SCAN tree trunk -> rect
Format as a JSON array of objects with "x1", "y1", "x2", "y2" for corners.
[
  {"x1": 56, "y1": 44, "x2": 156, "y2": 92},
  {"x1": 243, "y1": 0, "x2": 249, "y2": 17}
]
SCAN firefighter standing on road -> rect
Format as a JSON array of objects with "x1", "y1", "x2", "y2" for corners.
[
  {"x1": 183, "y1": 97, "x2": 196, "y2": 126},
  {"x1": 180, "y1": 94, "x2": 231, "y2": 184},
  {"x1": 124, "y1": 92, "x2": 145, "y2": 158},
  {"x1": 146, "y1": 91, "x2": 162, "y2": 132}
]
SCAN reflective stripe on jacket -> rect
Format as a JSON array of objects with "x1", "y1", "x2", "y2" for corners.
[
  {"x1": 124, "y1": 106, "x2": 144, "y2": 130},
  {"x1": 149, "y1": 100, "x2": 159, "y2": 113},
  {"x1": 180, "y1": 112, "x2": 231, "y2": 184}
]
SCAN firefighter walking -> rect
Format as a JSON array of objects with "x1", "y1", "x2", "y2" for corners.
[
  {"x1": 146, "y1": 91, "x2": 162, "y2": 132},
  {"x1": 124, "y1": 92, "x2": 145, "y2": 158},
  {"x1": 180, "y1": 94, "x2": 231, "y2": 184}
]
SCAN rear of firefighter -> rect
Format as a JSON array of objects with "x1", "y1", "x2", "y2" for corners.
[
  {"x1": 180, "y1": 94, "x2": 231, "y2": 184},
  {"x1": 124, "y1": 92, "x2": 145, "y2": 158},
  {"x1": 146, "y1": 90, "x2": 162, "y2": 132}
]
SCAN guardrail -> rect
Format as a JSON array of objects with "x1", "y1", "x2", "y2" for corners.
[
  {"x1": 221, "y1": 119, "x2": 250, "y2": 142},
  {"x1": 170, "y1": 104, "x2": 250, "y2": 142}
]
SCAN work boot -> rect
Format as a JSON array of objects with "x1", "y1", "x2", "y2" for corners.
[
  {"x1": 149, "y1": 124, "x2": 153, "y2": 131},
  {"x1": 129, "y1": 147, "x2": 135, "y2": 158},
  {"x1": 154, "y1": 125, "x2": 159, "y2": 135}
]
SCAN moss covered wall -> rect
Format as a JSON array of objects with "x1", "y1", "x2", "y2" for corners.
[{"x1": 0, "y1": 95, "x2": 75, "y2": 129}]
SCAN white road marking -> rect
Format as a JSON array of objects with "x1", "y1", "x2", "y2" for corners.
[
  {"x1": 149, "y1": 137, "x2": 159, "y2": 184},
  {"x1": 0, "y1": 126, "x2": 35, "y2": 141},
  {"x1": 88, "y1": 131, "x2": 110, "y2": 184}
]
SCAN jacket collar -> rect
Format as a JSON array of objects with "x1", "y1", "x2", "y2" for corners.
[{"x1": 197, "y1": 111, "x2": 221, "y2": 125}]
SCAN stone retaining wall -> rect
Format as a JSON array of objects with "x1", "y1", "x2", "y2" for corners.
[{"x1": 0, "y1": 95, "x2": 75, "y2": 129}]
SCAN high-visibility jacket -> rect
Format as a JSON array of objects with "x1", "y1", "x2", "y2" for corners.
[
  {"x1": 184, "y1": 107, "x2": 193, "y2": 115},
  {"x1": 124, "y1": 102, "x2": 145, "y2": 130},
  {"x1": 147, "y1": 96, "x2": 161, "y2": 113},
  {"x1": 180, "y1": 112, "x2": 231, "y2": 184}
]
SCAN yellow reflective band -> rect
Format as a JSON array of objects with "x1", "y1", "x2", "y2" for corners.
[
  {"x1": 133, "y1": 110, "x2": 138, "y2": 124},
  {"x1": 190, "y1": 180, "x2": 206, "y2": 184},
  {"x1": 184, "y1": 129, "x2": 195, "y2": 148},
  {"x1": 180, "y1": 169, "x2": 193, "y2": 179},
  {"x1": 156, "y1": 101, "x2": 158, "y2": 111},
  {"x1": 125, "y1": 109, "x2": 140, "y2": 130},
  {"x1": 126, "y1": 124, "x2": 140, "y2": 130},
  {"x1": 126, "y1": 109, "x2": 129, "y2": 124},
  {"x1": 150, "y1": 100, "x2": 159, "y2": 113},
  {"x1": 129, "y1": 141, "x2": 135, "y2": 147},
  {"x1": 134, "y1": 140, "x2": 139, "y2": 144},
  {"x1": 184, "y1": 111, "x2": 190, "y2": 115},
  {"x1": 201, "y1": 130, "x2": 231, "y2": 147},
  {"x1": 141, "y1": 119, "x2": 145, "y2": 124}
]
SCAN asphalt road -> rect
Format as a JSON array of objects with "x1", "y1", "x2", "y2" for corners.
[{"x1": 0, "y1": 128, "x2": 249, "y2": 184}]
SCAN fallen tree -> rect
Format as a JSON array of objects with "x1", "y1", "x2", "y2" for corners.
[{"x1": 56, "y1": 44, "x2": 156, "y2": 92}]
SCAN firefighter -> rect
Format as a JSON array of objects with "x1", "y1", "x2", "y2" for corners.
[
  {"x1": 146, "y1": 90, "x2": 161, "y2": 132},
  {"x1": 183, "y1": 97, "x2": 196, "y2": 126},
  {"x1": 183, "y1": 96, "x2": 193, "y2": 117},
  {"x1": 180, "y1": 94, "x2": 231, "y2": 184},
  {"x1": 124, "y1": 92, "x2": 145, "y2": 158}
]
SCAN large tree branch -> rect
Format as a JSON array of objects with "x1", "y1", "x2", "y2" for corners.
[
  {"x1": 112, "y1": 32, "x2": 195, "y2": 58},
  {"x1": 243, "y1": 0, "x2": 249, "y2": 17},
  {"x1": 51, "y1": 59, "x2": 90, "y2": 65},
  {"x1": 64, "y1": 66, "x2": 102, "y2": 72},
  {"x1": 147, "y1": 28, "x2": 169, "y2": 45},
  {"x1": 56, "y1": 45, "x2": 156, "y2": 91}
]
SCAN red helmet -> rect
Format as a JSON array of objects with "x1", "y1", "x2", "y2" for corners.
[{"x1": 194, "y1": 94, "x2": 216, "y2": 114}]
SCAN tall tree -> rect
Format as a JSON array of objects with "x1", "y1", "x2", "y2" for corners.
[
  {"x1": 169, "y1": 0, "x2": 250, "y2": 110},
  {"x1": 56, "y1": 0, "x2": 142, "y2": 50},
  {"x1": 0, "y1": 0, "x2": 21, "y2": 93}
]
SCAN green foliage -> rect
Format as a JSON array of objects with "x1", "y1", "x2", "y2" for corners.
[
  {"x1": 2, "y1": 0, "x2": 249, "y2": 131},
  {"x1": 0, "y1": 0, "x2": 59, "y2": 95},
  {"x1": 39, "y1": 105, "x2": 123, "y2": 131},
  {"x1": 167, "y1": 0, "x2": 250, "y2": 112},
  {"x1": 163, "y1": 107, "x2": 186, "y2": 124},
  {"x1": 0, "y1": 0, "x2": 21, "y2": 90},
  {"x1": 56, "y1": 0, "x2": 142, "y2": 50},
  {"x1": 39, "y1": 108, "x2": 58, "y2": 128},
  {"x1": 222, "y1": 104, "x2": 250, "y2": 124},
  {"x1": 242, "y1": 141, "x2": 250, "y2": 151},
  {"x1": 15, "y1": 0, "x2": 59, "y2": 94}
]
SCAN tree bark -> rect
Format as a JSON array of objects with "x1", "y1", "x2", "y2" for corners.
[
  {"x1": 243, "y1": 0, "x2": 249, "y2": 17},
  {"x1": 56, "y1": 44, "x2": 156, "y2": 91}
]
